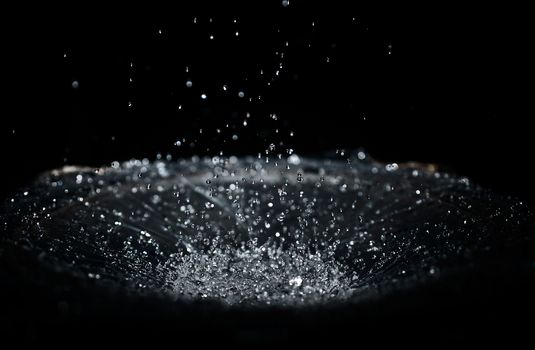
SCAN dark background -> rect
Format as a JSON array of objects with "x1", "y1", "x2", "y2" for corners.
[{"x1": 1, "y1": 2, "x2": 532, "y2": 204}]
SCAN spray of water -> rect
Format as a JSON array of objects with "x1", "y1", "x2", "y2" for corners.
[{"x1": 2, "y1": 153, "x2": 529, "y2": 306}]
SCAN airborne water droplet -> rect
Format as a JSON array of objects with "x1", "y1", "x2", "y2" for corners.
[{"x1": 288, "y1": 154, "x2": 300, "y2": 165}]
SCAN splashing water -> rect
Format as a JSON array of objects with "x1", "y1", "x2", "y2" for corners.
[{"x1": 1, "y1": 152, "x2": 531, "y2": 306}]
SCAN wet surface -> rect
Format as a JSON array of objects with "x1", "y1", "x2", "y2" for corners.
[{"x1": 2, "y1": 153, "x2": 532, "y2": 308}]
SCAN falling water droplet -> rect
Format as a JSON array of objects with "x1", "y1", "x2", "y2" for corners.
[{"x1": 288, "y1": 154, "x2": 301, "y2": 165}]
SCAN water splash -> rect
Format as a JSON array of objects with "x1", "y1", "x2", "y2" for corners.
[{"x1": 1, "y1": 152, "x2": 531, "y2": 306}]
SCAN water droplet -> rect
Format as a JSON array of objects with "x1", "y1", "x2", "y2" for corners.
[
  {"x1": 386, "y1": 163, "x2": 399, "y2": 172},
  {"x1": 288, "y1": 154, "x2": 301, "y2": 165},
  {"x1": 289, "y1": 276, "x2": 303, "y2": 287}
]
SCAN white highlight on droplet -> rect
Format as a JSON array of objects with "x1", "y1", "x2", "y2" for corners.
[
  {"x1": 289, "y1": 276, "x2": 302, "y2": 287},
  {"x1": 385, "y1": 163, "x2": 399, "y2": 172},
  {"x1": 287, "y1": 154, "x2": 301, "y2": 165}
]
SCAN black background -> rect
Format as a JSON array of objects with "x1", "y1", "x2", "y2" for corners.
[{"x1": 1, "y1": 2, "x2": 532, "y2": 203}]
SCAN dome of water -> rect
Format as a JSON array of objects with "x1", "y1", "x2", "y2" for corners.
[{"x1": 1, "y1": 152, "x2": 531, "y2": 307}]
